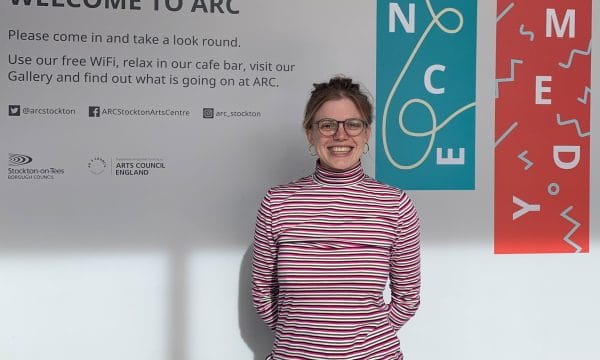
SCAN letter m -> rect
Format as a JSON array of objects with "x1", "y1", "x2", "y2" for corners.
[
  {"x1": 546, "y1": 9, "x2": 575, "y2": 38},
  {"x1": 389, "y1": 3, "x2": 415, "y2": 33}
]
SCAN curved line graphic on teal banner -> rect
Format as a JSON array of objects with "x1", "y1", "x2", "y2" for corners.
[{"x1": 382, "y1": 1, "x2": 476, "y2": 170}]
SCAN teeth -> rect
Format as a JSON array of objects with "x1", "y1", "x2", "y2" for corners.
[{"x1": 330, "y1": 146, "x2": 352, "y2": 153}]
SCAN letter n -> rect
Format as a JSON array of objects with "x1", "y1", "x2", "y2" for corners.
[{"x1": 389, "y1": 3, "x2": 415, "y2": 33}]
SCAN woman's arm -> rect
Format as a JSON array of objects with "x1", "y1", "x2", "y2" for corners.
[
  {"x1": 251, "y1": 191, "x2": 279, "y2": 330},
  {"x1": 388, "y1": 192, "x2": 421, "y2": 331}
]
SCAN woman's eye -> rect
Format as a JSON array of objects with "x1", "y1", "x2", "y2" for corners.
[{"x1": 346, "y1": 121, "x2": 362, "y2": 129}]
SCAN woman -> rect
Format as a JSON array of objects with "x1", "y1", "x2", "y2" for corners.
[{"x1": 252, "y1": 76, "x2": 421, "y2": 359}]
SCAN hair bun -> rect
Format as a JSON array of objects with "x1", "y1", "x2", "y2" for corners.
[
  {"x1": 329, "y1": 77, "x2": 359, "y2": 91},
  {"x1": 312, "y1": 76, "x2": 359, "y2": 94}
]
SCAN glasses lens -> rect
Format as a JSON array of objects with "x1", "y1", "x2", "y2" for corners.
[
  {"x1": 318, "y1": 119, "x2": 337, "y2": 135},
  {"x1": 344, "y1": 119, "x2": 364, "y2": 135}
]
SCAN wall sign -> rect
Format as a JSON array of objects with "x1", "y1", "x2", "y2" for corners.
[
  {"x1": 495, "y1": 0, "x2": 591, "y2": 254},
  {"x1": 376, "y1": 0, "x2": 477, "y2": 190}
]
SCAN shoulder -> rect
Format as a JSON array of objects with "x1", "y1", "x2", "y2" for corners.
[
  {"x1": 269, "y1": 175, "x2": 312, "y2": 193},
  {"x1": 362, "y1": 176, "x2": 417, "y2": 212},
  {"x1": 261, "y1": 175, "x2": 314, "y2": 201},
  {"x1": 361, "y1": 175, "x2": 405, "y2": 197},
  {"x1": 363, "y1": 175, "x2": 399, "y2": 190}
]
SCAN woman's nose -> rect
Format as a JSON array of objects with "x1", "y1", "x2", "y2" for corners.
[{"x1": 333, "y1": 122, "x2": 349, "y2": 140}]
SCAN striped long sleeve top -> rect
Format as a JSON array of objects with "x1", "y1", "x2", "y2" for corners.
[{"x1": 252, "y1": 161, "x2": 421, "y2": 360}]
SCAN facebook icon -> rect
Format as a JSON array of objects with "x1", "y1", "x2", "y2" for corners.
[{"x1": 89, "y1": 106, "x2": 100, "y2": 117}]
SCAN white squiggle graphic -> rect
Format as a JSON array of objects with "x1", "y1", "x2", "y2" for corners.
[
  {"x1": 519, "y1": 24, "x2": 534, "y2": 41},
  {"x1": 382, "y1": 1, "x2": 475, "y2": 170},
  {"x1": 517, "y1": 150, "x2": 533, "y2": 170},
  {"x1": 496, "y1": 2, "x2": 514, "y2": 22},
  {"x1": 494, "y1": 121, "x2": 517, "y2": 147},
  {"x1": 577, "y1": 86, "x2": 591, "y2": 104},
  {"x1": 559, "y1": 40, "x2": 592, "y2": 69},
  {"x1": 560, "y1": 206, "x2": 582, "y2": 253},
  {"x1": 556, "y1": 114, "x2": 591, "y2": 137},
  {"x1": 495, "y1": 59, "x2": 523, "y2": 98}
]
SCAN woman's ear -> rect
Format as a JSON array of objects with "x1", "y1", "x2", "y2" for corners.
[{"x1": 305, "y1": 128, "x2": 314, "y2": 145}]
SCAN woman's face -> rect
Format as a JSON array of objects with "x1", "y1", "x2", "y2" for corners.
[{"x1": 306, "y1": 97, "x2": 371, "y2": 172}]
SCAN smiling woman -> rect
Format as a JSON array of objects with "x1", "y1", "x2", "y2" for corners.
[
  {"x1": 306, "y1": 97, "x2": 370, "y2": 171},
  {"x1": 251, "y1": 76, "x2": 422, "y2": 360},
  {"x1": 303, "y1": 77, "x2": 373, "y2": 172}
]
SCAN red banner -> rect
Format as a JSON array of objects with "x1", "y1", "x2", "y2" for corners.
[{"x1": 495, "y1": 1, "x2": 591, "y2": 254}]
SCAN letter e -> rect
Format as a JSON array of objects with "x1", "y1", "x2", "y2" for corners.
[
  {"x1": 535, "y1": 76, "x2": 552, "y2": 104},
  {"x1": 436, "y1": 148, "x2": 465, "y2": 165}
]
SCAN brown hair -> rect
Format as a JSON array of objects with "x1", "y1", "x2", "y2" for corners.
[{"x1": 302, "y1": 76, "x2": 373, "y2": 131}]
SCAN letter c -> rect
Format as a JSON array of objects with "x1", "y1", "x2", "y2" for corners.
[{"x1": 424, "y1": 64, "x2": 446, "y2": 95}]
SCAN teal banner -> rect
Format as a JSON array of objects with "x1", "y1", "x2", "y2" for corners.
[{"x1": 376, "y1": 0, "x2": 477, "y2": 190}]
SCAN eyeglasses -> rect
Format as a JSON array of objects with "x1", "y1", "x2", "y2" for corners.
[{"x1": 313, "y1": 118, "x2": 367, "y2": 136}]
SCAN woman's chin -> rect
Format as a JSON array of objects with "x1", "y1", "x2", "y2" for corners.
[{"x1": 320, "y1": 156, "x2": 360, "y2": 172}]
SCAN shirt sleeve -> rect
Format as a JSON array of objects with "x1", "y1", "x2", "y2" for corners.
[
  {"x1": 388, "y1": 191, "x2": 421, "y2": 331},
  {"x1": 251, "y1": 190, "x2": 279, "y2": 330}
]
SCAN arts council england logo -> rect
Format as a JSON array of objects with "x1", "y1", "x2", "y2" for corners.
[
  {"x1": 87, "y1": 156, "x2": 167, "y2": 176},
  {"x1": 88, "y1": 157, "x2": 107, "y2": 175}
]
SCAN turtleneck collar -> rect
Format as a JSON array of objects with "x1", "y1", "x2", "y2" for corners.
[{"x1": 312, "y1": 160, "x2": 366, "y2": 186}]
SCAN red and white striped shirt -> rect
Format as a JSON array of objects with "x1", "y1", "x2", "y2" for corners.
[{"x1": 252, "y1": 161, "x2": 421, "y2": 360}]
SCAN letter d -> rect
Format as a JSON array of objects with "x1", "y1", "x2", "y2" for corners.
[{"x1": 553, "y1": 145, "x2": 580, "y2": 169}]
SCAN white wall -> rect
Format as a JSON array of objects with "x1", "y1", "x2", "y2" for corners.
[{"x1": 1, "y1": 1, "x2": 598, "y2": 360}]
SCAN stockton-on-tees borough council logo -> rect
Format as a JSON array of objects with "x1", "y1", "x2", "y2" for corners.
[
  {"x1": 9, "y1": 153, "x2": 33, "y2": 166},
  {"x1": 88, "y1": 157, "x2": 107, "y2": 175},
  {"x1": 7, "y1": 153, "x2": 65, "y2": 181}
]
